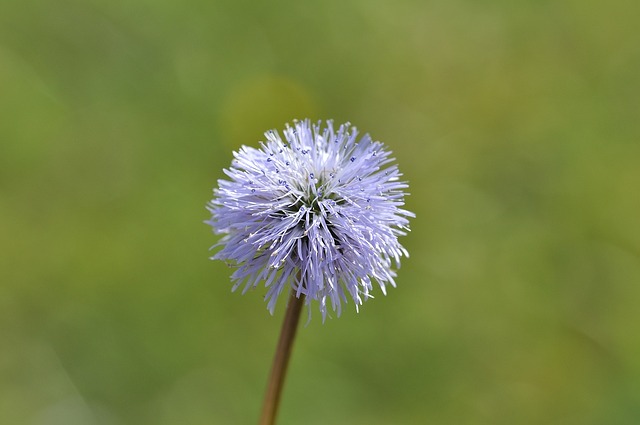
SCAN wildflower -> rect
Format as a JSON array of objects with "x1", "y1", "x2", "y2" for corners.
[{"x1": 207, "y1": 119, "x2": 413, "y2": 319}]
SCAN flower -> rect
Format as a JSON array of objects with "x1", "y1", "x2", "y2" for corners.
[{"x1": 207, "y1": 119, "x2": 413, "y2": 319}]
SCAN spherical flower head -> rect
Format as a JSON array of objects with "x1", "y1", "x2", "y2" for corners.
[{"x1": 207, "y1": 119, "x2": 414, "y2": 320}]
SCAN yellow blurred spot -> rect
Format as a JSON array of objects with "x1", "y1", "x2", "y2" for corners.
[{"x1": 219, "y1": 75, "x2": 317, "y2": 149}]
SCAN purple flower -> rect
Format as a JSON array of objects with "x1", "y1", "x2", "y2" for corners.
[{"x1": 206, "y1": 119, "x2": 413, "y2": 320}]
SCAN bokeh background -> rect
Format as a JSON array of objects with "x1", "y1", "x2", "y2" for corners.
[{"x1": 1, "y1": 0, "x2": 639, "y2": 424}]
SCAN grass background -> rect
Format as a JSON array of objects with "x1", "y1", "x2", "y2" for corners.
[{"x1": 1, "y1": 0, "x2": 639, "y2": 424}]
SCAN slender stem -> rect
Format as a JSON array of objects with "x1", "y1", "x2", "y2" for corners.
[{"x1": 259, "y1": 291, "x2": 305, "y2": 425}]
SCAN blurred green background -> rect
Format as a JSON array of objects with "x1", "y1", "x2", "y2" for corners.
[{"x1": 1, "y1": 0, "x2": 639, "y2": 424}]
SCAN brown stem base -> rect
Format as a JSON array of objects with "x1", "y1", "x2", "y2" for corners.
[{"x1": 258, "y1": 291, "x2": 305, "y2": 425}]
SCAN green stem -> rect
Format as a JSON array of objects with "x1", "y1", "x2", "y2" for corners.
[{"x1": 258, "y1": 290, "x2": 305, "y2": 425}]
